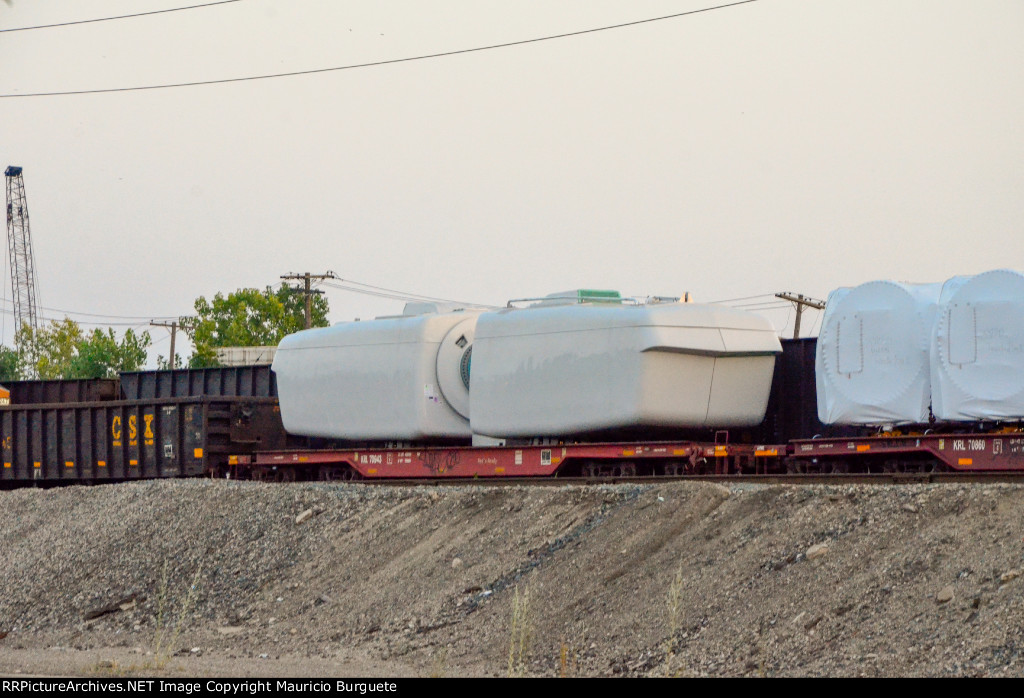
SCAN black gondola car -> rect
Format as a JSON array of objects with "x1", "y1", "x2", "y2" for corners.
[{"x1": 0, "y1": 396, "x2": 286, "y2": 484}]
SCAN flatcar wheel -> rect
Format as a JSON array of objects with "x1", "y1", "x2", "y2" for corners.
[
  {"x1": 278, "y1": 468, "x2": 297, "y2": 483},
  {"x1": 882, "y1": 459, "x2": 903, "y2": 474}
]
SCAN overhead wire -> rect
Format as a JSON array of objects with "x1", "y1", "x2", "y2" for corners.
[
  {"x1": 0, "y1": 295, "x2": 178, "y2": 321},
  {"x1": 0, "y1": 0, "x2": 247, "y2": 33},
  {"x1": 323, "y1": 276, "x2": 498, "y2": 307},
  {"x1": 321, "y1": 280, "x2": 496, "y2": 309},
  {"x1": 325, "y1": 277, "x2": 459, "y2": 303},
  {"x1": 729, "y1": 300, "x2": 792, "y2": 309},
  {"x1": 0, "y1": 0, "x2": 761, "y2": 98},
  {"x1": 809, "y1": 308, "x2": 824, "y2": 336},
  {"x1": 707, "y1": 293, "x2": 776, "y2": 304}
]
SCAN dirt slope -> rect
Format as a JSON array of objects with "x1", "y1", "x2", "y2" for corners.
[{"x1": 1, "y1": 479, "x2": 1023, "y2": 677}]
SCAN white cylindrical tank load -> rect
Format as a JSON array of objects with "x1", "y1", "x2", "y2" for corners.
[
  {"x1": 932, "y1": 269, "x2": 1024, "y2": 421},
  {"x1": 816, "y1": 280, "x2": 943, "y2": 425},
  {"x1": 468, "y1": 301, "x2": 782, "y2": 438},
  {"x1": 272, "y1": 305, "x2": 481, "y2": 441}
]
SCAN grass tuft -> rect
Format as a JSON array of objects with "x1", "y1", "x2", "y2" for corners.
[
  {"x1": 507, "y1": 583, "x2": 533, "y2": 677},
  {"x1": 152, "y1": 560, "x2": 204, "y2": 670},
  {"x1": 662, "y1": 564, "x2": 687, "y2": 677}
]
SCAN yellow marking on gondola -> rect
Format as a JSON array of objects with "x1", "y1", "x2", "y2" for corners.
[
  {"x1": 129, "y1": 459, "x2": 138, "y2": 466},
  {"x1": 959, "y1": 458, "x2": 973, "y2": 466},
  {"x1": 97, "y1": 461, "x2": 106, "y2": 467},
  {"x1": 194, "y1": 448, "x2": 203, "y2": 458},
  {"x1": 856, "y1": 445, "x2": 871, "y2": 452},
  {"x1": 495, "y1": 467, "x2": 505, "y2": 474},
  {"x1": 65, "y1": 461, "x2": 74, "y2": 468}
]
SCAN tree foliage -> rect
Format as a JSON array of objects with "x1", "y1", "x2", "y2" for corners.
[
  {"x1": 17, "y1": 318, "x2": 82, "y2": 379},
  {"x1": 183, "y1": 286, "x2": 329, "y2": 368},
  {"x1": 10, "y1": 319, "x2": 152, "y2": 380},
  {"x1": 0, "y1": 346, "x2": 21, "y2": 382},
  {"x1": 70, "y1": 328, "x2": 151, "y2": 378}
]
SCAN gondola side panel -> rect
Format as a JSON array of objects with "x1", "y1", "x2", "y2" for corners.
[
  {"x1": 59, "y1": 408, "x2": 78, "y2": 480},
  {"x1": 158, "y1": 404, "x2": 181, "y2": 477},
  {"x1": 184, "y1": 403, "x2": 206, "y2": 476},
  {"x1": 110, "y1": 405, "x2": 127, "y2": 479},
  {"x1": 1, "y1": 411, "x2": 12, "y2": 480}
]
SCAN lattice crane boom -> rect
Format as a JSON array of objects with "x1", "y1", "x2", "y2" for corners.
[{"x1": 5, "y1": 166, "x2": 41, "y2": 334}]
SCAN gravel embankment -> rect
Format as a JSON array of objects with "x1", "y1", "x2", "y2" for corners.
[{"x1": 1, "y1": 479, "x2": 1023, "y2": 676}]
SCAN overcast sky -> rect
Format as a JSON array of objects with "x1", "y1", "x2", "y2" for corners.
[{"x1": 2, "y1": 0, "x2": 1022, "y2": 362}]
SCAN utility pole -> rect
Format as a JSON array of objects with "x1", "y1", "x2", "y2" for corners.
[
  {"x1": 281, "y1": 272, "x2": 334, "y2": 329},
  {"x1": 150, "y1": 320, "x2": 179, "y2": 368},
  {"x1": 775, "y1": 292, "x2": 826, "y2": 339}
]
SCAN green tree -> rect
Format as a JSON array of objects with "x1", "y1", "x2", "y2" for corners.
[
  {"x1": 15, "y1": 319, "x2": 152, "y2": 379},
  {"x1": 0, "y1": 345, "x2": 22, "y2": 382},
  {"x1": 18, "y1": 318, "x2": 82, "y2": 379},
  {"x1": 69, "y1": 328, "x2": 151, "y2": 378},
  {"x1": 183, "y1": 286, "x2": 329, "y2": 368}
]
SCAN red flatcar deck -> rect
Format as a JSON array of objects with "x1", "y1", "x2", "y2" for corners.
[
  {"x1": 230, "y1": 439, "x2": 785, "y2": 480},
  {"x1": 790, "y1": 432, "x2": 1024, "y2": 471}
]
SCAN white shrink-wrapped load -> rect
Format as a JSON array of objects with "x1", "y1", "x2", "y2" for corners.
[
  {"x1": 932, "y1": 269, "x2": 1024, "y2": 421},
  {"x1": 469, "y1": 300, "x2": 782, "y2": 438},
  {"x1": 273, "y1": 304, "x2": 481, "y2": 441},
  {"x1": 816, "y1": 280, "x2": 943, "y2": 425}
]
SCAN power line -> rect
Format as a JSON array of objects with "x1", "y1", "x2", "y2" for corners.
[
  {"x1": 326, "y1": 275, "x2": 496, "y2": 306},
  {"x1": 0, "y1": 295, "x2": 178, "y2": 321},
  {"x1": 39, "y1": 305, "x2": 178, "y2": 321},
  {"x1": 322, "y1": 279, "x2": 496, "y2": 309},
  {"x1": 709, "y1": 293, "x2": 776, "y2": 304},
  {"x1": 0, "y1": 0, "x2": 247, "y2": 34},
  {"x1": 733, "y1": 300, "x2": 786, "y2": 309},
  {"x1": 0, "y1": 0, "x2": 761, "y2": 98},
  {"x1": 0, "y1": 304, "x2": 167, "y2": 328}
]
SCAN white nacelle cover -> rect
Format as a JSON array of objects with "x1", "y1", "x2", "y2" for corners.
[
  {"x1": 469, "y1": 302, "x2": 782, "y2": 438},
  {"x1": 816, "y1": 280, "x2": 942, "y2": 425},
  {"x1": 932, "y1": 269, "x2": 1024, "y2": 421},
  {"x1": 273, "y1": 309, "x2": 481, "y2": 440}
]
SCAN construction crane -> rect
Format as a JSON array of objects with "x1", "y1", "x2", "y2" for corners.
[{"x1": 5, "y1": 166, "x2": 41, "y2": 334}]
